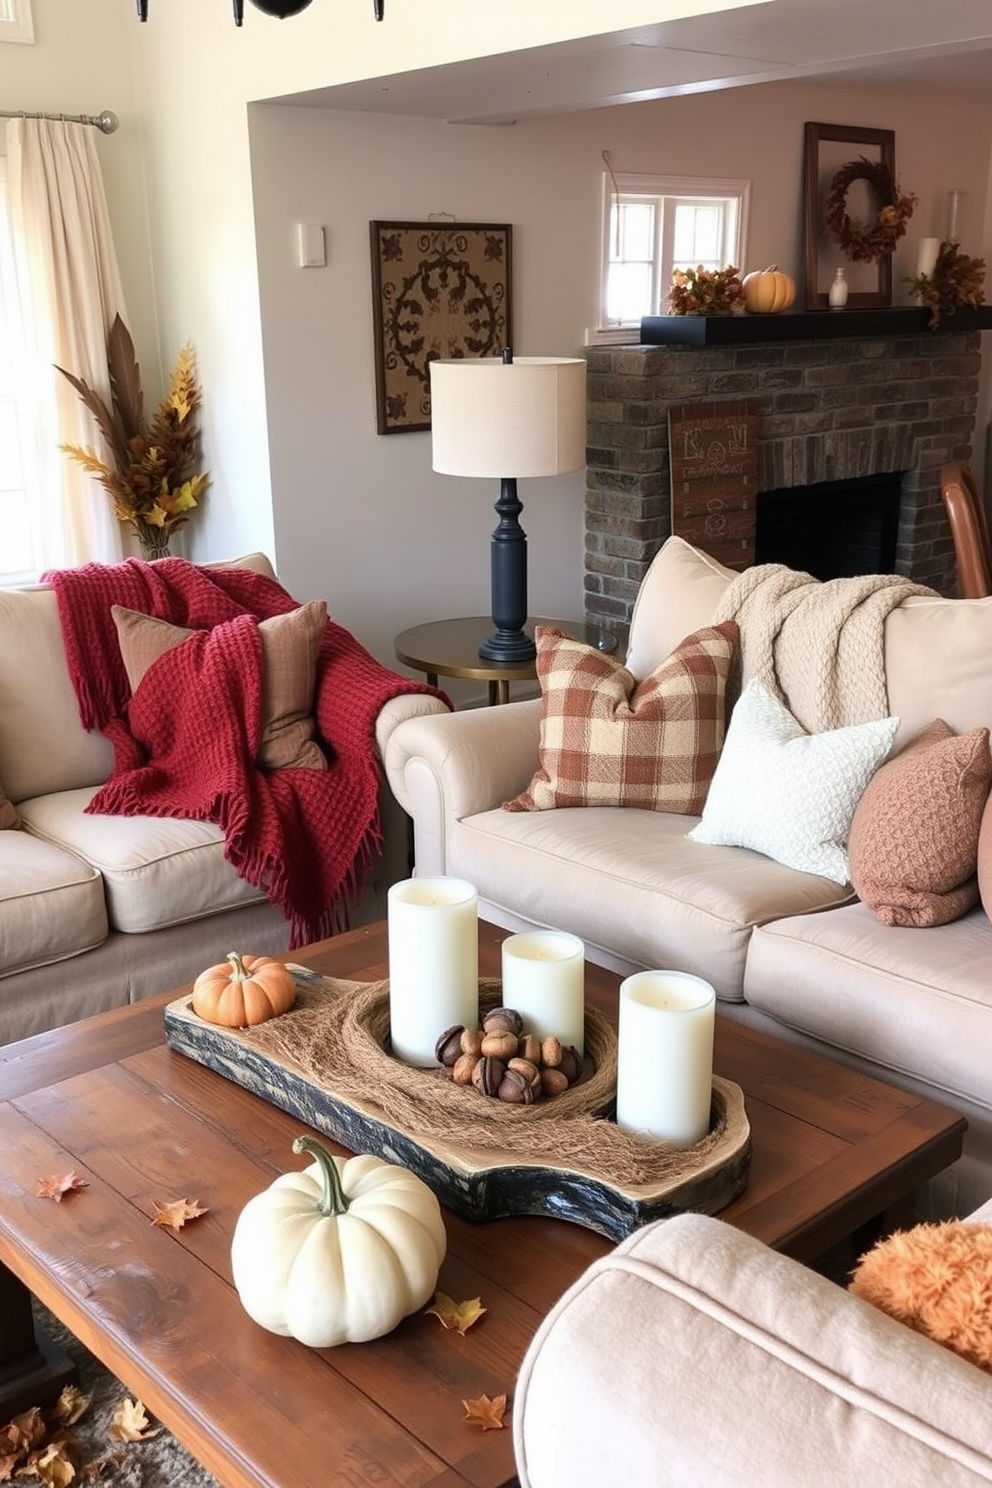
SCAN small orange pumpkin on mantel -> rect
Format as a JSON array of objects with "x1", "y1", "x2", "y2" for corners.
[
  {"x1": 191, "y1": 950, "x2": 296, "y2": 1028},
  {"x1": 742, "y1": 265, "x2": 797, "y2": 314}
]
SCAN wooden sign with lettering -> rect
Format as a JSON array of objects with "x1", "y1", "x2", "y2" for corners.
[{"x1": 668, "y1": 399, "x2": 758, "y2": 569}]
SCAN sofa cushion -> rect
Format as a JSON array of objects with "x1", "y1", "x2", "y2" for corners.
[
  {"x1": 17, "y1": 787, "x2": 269, "y2": 934},
  {"x1": 689, "y1": 678, "x2": 898, "y2": 883},
  {"x1": 885, "y1": 594, "x2": 992, "y2": 749},
  {"x1": 0, "y1": 829, "x2": 108, "y2": 976},
  {"x1": 112, "y1": 600, "x2": 328, "y2": 771},
  {"x1": 505, "y1": 622, "x2": 737, "y2": 816},
  {"x1": 626, "y1": 536, "x2": 737, "y2": 681},
  {"x1": 447, "y1": 804, "x2": 853, "y2": 1002},
  {"x1": 848, "y1": 720, "x2": 991, "y2": 927},
  {"x1": 744, "y1": 901, "x2": 992, "y2": 1116},
  {"x1": 0, "y1": 783, "x2": 18, "y2": 830},
  {"x1": 0, "y1": 553, "x2": 278, "y2": 805}
]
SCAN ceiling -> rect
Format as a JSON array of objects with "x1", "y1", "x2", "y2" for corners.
[{"x1": 270, "y1": 0, "x2": 992, "y2": 123}]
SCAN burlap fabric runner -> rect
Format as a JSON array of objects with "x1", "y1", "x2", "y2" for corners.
[{"x1": 233, "y1": 976, "x2": 731, "y2": 1188}]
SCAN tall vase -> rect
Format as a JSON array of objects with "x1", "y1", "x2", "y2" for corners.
[{"x1": 136, "y1": 527, "x2": 171, "y2": 561}]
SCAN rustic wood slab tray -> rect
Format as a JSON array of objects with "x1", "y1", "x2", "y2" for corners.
[{"x1": 163, "y1": 977, "x2": 751, "y2": 1242}]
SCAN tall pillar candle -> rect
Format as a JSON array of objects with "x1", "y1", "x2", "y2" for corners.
[
  {"x1": 501, "y1": 931, "x2": 585, "y2": 1054},
  {"x1": 615, "y1": 971, "x2": 716, "y2": 1148},
  {"x1": 387, "y1": 876, "x2": 479, "y2": 1067},
  {"x1": 917, "y1": 237, "x2": 940, "y2": 277}
]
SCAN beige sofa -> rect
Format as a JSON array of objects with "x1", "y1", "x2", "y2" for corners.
[
  {"x1": 513, "y1": 1199, "x2": 992, "y2": 1488},
  {"x1": 385, "y1": 537, "x2": 992, "y2": 1216},
  {"x1": 0, "y1": 554, "x2": 447, "y2": 1045}
]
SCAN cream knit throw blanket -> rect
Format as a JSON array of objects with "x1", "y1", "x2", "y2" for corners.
[{"x1": 712, "y1": 564, "x2": 937, "y2": 733}]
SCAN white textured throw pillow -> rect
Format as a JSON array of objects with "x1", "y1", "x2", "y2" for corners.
[{"x1": 689, "y1": 679, "x2": 898, "y2": 883}]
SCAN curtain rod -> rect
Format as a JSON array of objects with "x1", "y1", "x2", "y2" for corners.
[{"x1": 0, "y1": 109, "x2": 119, "y2": 134}]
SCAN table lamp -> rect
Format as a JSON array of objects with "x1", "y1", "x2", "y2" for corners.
[{"x1": 429, "y1": 350, "x2": 587, "y2": 663}]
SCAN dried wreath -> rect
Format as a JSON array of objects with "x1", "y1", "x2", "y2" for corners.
[{"x1": 825, "y1": 157, "x2": 917, "y2": 263}]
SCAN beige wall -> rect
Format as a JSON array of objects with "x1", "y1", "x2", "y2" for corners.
[{"x1": 4, "y1": 0, "x2": 992, "y2": 683}]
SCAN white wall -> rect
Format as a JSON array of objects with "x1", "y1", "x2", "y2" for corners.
[{"x1": 247, "y1": 79, "x2": 992, "y2": 669}]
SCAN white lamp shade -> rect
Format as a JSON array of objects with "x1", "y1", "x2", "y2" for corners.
[{"x1": 429, "y1": 356, "x2": 587, "y2": 479}]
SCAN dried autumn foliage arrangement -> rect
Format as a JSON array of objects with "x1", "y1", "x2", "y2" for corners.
[
  {"x1": 667, "y1": 264, "x2": 746, "y2": 316},
  {"x1": 56, "y1": 314, "x2": 209, "y2": 556},
  {"x1": 905, "y1": 241, "x2": 987, "y2": 329}
]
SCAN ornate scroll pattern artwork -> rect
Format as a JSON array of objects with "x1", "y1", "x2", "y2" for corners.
[
  {"x1": 668, "y1": 400, "x2": 759, "y2": 570},
  {"x1": 370, "y1": 221, "x2": 512, "y2": 434}
]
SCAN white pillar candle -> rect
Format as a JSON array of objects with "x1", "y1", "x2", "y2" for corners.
[
  {"x1": 501, "y1": 931, "x2": 585, "y2": 1055},
  {"x1": 387, "y1": 876, "x2": 479, "y2": 1067},
  {"x1": 917, "y1": 237, "x2": 940, "y2": 277},
  {"x1": 615, "y1": 971, "x2": 716, "y2": 1148}
]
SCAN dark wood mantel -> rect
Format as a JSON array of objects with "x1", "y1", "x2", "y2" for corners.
[{"x1": 640, "y1": 305, "x2": 992, "y2": 346}]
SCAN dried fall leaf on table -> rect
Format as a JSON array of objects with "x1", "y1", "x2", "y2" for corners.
[
  {"x1": 150, "y1": 1197, "x2": 208, "y2": 1231},
  {"x1": 462, "y1": 1393, "x2": 507, "y2": 1431},
  {"x1": 36, "y1": 1171, "x2": 89, "y2": 1201},
  {"x1": 108, "y1": 1399, "x2": 162, "y2": 1443},
  {"x1": 426, "y1": 1292, "x2": 486, "y2": 1335}
]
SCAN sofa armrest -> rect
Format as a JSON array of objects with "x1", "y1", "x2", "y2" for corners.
[
  {"x1": 514, "y1": 1213, "x2": 992, "y2": 1488},
  {"x1": 382, "y1": 699, "x2": 542, "y2": 877}
]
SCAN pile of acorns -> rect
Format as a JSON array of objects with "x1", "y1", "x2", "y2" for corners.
[{"x1": 435, "y1": 1005, "x2": 583, "y2": 1104}]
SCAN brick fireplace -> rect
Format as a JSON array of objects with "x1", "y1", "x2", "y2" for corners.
[{"x1": 584, "y1": 310, "x2": 988, "y2": 639}]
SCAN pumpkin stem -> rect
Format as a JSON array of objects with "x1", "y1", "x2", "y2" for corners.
[
  {"x1": 226, "y1": 951, "x2": 251, "y2": 983},
  {"x1": 292, "y1": 1135, "x2": 350, "y2": 1217}
]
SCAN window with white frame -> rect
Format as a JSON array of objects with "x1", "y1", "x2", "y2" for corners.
[{"x1": 599, "y1": 171, "x2": 750, "y2": 337}]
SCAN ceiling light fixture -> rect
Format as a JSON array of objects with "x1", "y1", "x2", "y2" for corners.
[{"x1": 136, "y1": 0, "x2": 384, "y2": 24}]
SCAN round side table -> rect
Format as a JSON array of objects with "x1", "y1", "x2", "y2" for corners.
[{"x1": 395, "y1": 616, "x2": 618, "y2": 705}]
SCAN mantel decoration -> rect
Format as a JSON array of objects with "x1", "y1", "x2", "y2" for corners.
[
  {"x1": 370, "y1": 220, "x2": 512, "y2": 434},
  {"x1": 825, "y1": 156, "x2": 917, "y2": 264},
  {"x1": 905, "y1": 241, "x2": 987, "y2": 330},
  {"x1": 136, "y1": 0, "x2": 385, "y2": 23},
  {"x1": 57, "y1": 313, "x2": 208, "y2": 559},
  {"x1": 667, "y1": 265, "x2": 745, "y2": 317}
]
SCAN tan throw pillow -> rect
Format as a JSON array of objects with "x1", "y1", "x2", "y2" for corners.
[
  {"x1": 847, "y1": 718, "x2": 992, "y2": 927},
  {"x1": 111, "y1": 601, "x2": 328, "y2": 771},
  {"x1": 504, "y1": 621, "x2": 738, "y2": 816}
]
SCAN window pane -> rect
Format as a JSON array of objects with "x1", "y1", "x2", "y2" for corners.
[
  {"x1": 0, "y1": 490, "x2": 35, "y2": 573},
  {"x1": 616, "y1": 201, "x2": 653, "y2": 261},
  {"x1": 606, "y1": 262, "x2": 652, "y2": 323},
  {"x1": 0, "y1": 402, "x2": 23, "y2": 487}
]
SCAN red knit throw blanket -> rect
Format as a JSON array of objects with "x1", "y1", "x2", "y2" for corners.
[{"x1": 44, "y1": 557, "x2": 447, "y2": 946}]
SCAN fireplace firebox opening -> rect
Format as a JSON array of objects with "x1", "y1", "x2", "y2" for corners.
[{"x1": 755, "y1": 472, "x2": 903, "y2": 581}]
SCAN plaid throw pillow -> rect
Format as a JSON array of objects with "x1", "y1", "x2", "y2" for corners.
[{"x1": 504, "y1": 621, "x2": 738, "y2": 815}]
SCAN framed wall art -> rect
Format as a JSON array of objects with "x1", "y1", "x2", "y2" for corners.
[
  {"x1": 802, "y1": 122, "x2": 901, "y2": 310},
  {"x1": 369, "y1": 220, "x2": 512, "y2": 434}
]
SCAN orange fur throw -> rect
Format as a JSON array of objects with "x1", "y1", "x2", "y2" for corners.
[{"x1": 849, "y1": 1221, "x2": 992, "y2": 1373}]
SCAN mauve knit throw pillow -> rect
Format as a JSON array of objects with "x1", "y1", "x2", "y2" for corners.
[{"x1": 848, "y1": 718, "x2": 992, "y2": 927}]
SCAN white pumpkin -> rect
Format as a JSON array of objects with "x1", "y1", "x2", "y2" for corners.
[{"x1": 230, "y1": 1135, "x2": 447, "y2": 1347}]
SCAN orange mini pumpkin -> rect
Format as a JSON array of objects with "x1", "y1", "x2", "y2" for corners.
[
  {"x1": 191, "y1": 950, "x2": 296, "y2": 1028},
  {"x1": 742, "y1": 265, "x2": 797, "y2": 314}
]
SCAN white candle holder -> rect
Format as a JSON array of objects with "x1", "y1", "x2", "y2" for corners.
[
  {"x1": 387, "y1": 876, "x2": 479, "y2": 1067},
  {"x1": 615, "y1": 970, "x2": 716, "y2": 1148},
  {"x1": 500, "y1": 930, "x2": 585, "y2": 1054}
]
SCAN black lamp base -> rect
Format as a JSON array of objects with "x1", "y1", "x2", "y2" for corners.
[
  {"x1": 478, "y1": 627, "x2": 536, "y2": 664},
  {"x1": 479, "y1": 475, "x2": 536, "y2": 664}
]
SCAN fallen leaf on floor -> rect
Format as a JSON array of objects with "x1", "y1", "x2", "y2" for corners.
[
  {"x1": 426, "y1": 1292, "x2": 486, "y2": 1335},
  {"x1": 52, "y1": 1384, "x2": 91, "y2": 1427},
  {"x1": 150, "y1": 1197, "x2": 209, "y2": 1231},
  {"x1": 108, "y1": 1399, "x2": 162, "y2": 1444},
  {"x1": 35, "y1": 1172, "x2": 89, "y2": 1202},
  {"x1": 462, "y1": 1393, "x2": 507, "y2": 1431},
  {"x1": 21, "y1": 1438, "x2": 75, "y2": 1488}
]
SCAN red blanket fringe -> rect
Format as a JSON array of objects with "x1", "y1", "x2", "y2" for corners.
[{"x1": 44, "y1": 557, "x2": 448, "y2": 946}]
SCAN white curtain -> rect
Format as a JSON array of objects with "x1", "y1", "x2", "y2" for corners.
[{"x1": 5, "y1": 117, "x2": 128, "y2": 566}]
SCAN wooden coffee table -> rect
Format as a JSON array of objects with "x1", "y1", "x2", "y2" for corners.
[{"x1": 0, "y1": 921, "x2": 966, "y2": 1488}]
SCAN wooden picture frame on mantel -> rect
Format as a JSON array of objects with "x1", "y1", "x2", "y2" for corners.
[{"x1": 803, "y1": 122, "x2": 895, "y2": 310}]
